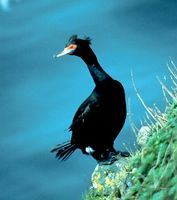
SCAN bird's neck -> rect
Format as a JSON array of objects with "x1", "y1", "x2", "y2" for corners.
[{"x1": 80, "y1": 48, "x2": 112, "y2": 85}]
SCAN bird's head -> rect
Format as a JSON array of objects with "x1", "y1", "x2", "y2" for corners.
[{"x1": 54, "y1": 35, "x2": 92, "y2": 58}]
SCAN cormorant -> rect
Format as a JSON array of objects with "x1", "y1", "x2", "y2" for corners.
[{"x1": 51, "y1": 35, "x2": 128, "y2": 164}]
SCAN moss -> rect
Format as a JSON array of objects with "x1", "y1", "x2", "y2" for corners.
[
  {"x1": 124, "y1": 101, "x2": 177, "y2": 200},
  {"x1": 84, "y1": 63, "x2": 177, "y2": 200}
]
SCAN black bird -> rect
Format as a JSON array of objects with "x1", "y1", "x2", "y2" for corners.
[{"x1": 51, "y1": 35, "x2": 128, "y2": 164}]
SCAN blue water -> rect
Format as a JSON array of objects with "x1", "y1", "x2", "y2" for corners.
[{"x1": 0, "y1": 1, "x2": 177, "y2": 199}]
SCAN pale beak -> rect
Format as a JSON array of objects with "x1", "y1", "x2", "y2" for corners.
[{"x1": 53, "y1": 48, "x2": 75, "y2": 58}]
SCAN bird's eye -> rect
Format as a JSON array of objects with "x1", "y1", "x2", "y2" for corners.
[
  {"x1": 66, "y1": 44, "x2": 77, "y2": 50},
  {"x1": 69, "y1": 45, "x2": 74, "y2": 49}
]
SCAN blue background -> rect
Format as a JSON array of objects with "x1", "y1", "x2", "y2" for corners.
[{"x1": 0, "y1": 1, "x2": 177, "y2": 199}]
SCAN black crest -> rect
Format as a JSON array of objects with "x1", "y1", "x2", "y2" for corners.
[
  {"x1": 68, "y1": 35, "x2": 92, "y2": 45},
  {"x1": 83, "y1": 36, "x2": 92, "y2": 45},
  {"x1": 68, "y1": 34, "x2": 78, "y2": 42}
]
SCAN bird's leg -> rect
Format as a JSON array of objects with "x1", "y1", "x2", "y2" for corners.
[
  {"x1": 90, "y1": 148, "x2": 116, "y2": 165},
  {"x1": 92, "y1": 148, "x2": 130, "y2": 165}
]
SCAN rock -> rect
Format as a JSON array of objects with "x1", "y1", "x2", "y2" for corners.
[
  {"x1": 137, "y1": 126, "x2": 150, "y2": 146},
  {"x1": 87, "y1": 155, "x2": 130, "y2": 199}
]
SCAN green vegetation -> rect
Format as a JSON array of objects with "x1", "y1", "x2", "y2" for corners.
[{"x1": 84, "y1": 62, "x2": 177, "y2": 200}]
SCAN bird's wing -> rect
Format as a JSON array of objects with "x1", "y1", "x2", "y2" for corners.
[{"x1": 68, "y1": 95, "x2": 101, "y2": 132}]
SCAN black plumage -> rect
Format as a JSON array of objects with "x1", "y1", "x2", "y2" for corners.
[{"x1": 51, "y1": 35, "x2": 128, "y2": 163}]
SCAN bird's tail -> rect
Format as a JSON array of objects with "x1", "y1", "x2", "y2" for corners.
[{"x1": 51, "y1": 141, "x2": 76, "y2": 161}]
